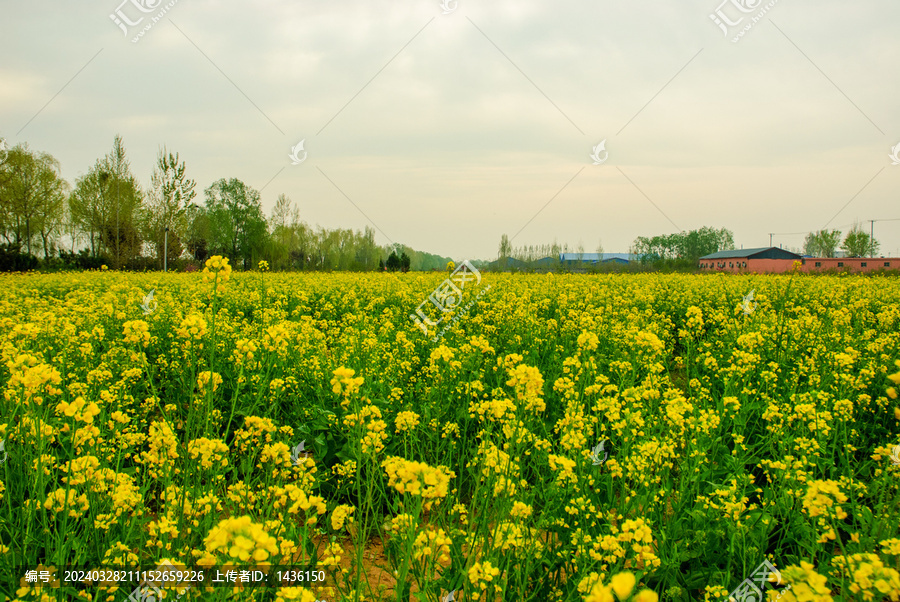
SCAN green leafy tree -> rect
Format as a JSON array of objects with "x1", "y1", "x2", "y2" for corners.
[
  {"x1": 633, "y1": 227, "x2": 733, "y2": 264},
  {"x1": 185, "y1": 203, "x2": 210, "y2": 262},
  {"x1": 142, "y1": 149, "x2": 196, "y2": 268},
  {"x1": 498, "y1": 233, "x2": 512, "y2": 270},
  {"x1": 0, "y1": 144, "x2": 69, "y2": 259},
  {"x1": 70, "y1": 135, "x2": 144, "y2": 267},
  {"x1": 205, "y1": 178, "x2": 268, "y2": 269},
  {"x1": 386, "y1": 251, "x2": 401, "y2": 272},
  {"x1": 842, "y1": 223, "x2": 879, "y2": 258},
  {"x1": 268, "y1": 193, "x2": 294, "y2": 270},
  {"x1": 803, "y1": 229, "x2": 841, "y2": 257}
]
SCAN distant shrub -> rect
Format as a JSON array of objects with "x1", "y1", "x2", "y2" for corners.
[{"x1": 0, "y1": 244, "x2": 39, "y2": 272}]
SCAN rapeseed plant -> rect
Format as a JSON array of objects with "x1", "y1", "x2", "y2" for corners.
[{"x1": 0, "y1": 271, "x2": 898, "y2": 601}]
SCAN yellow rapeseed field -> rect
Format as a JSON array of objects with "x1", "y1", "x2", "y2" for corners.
[{"x1": 1, "y1": 260, "x2": 899, "y2": 602}]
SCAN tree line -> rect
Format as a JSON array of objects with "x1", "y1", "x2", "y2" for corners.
[
  {"x1": 0, "y1": 135, "x2": 452, "y2": 272},
  {"x1": 494, "y1": 227, "x2": 738, "y2": 272},
  {"x1": 803, "y1": 227, "x2": 879, "y2": 258}
]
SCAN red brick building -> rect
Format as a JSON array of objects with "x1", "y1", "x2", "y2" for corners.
[{"x1": 699, "y1": 247, "x2": 898, "y2": 274}]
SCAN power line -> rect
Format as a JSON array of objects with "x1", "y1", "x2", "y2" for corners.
[{"x1": 769, "y1": 219, "x2": 900, "y2": 239}]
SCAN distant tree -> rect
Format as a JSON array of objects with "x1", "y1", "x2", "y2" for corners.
[
  {"x1": 803, "y1": 229, "x2": 841, "y2": 257},
  {"x1": 205, "y1": 178, "x2": 268, "y2": 269},
  {"x1": 69, "y1": 169, "x2": 106, "y2": 258},
  {"x1": 141, "y1": 149, "x2": 196, "y2": 268},
  {"x1": 0, "y1": 144, "x2": 69, "y2": 258},
  {"x1": 386, "y1": 251, "x2": 400, "y2": 272},
  {"x1": 378, "y1": 258, "x2": 385, "y2": 271},
  {"x1": 355, "y1": 226, "x2": 380, "y2": 270},
  {"x1": 842, "y1": 223, "x2": 879, "y2": 258},
  {"x1": 70, "y1": 135, "x2": 144, "y2": 267},
  {"x1": 498, "y1": 233, "x2": 511, "y2": 270},
  {"x1": 400, "y1": 252, "x2": 411, "y2": 272},
  {"x1": 0, "y1": 243, "x2": 39, "y2": 272},
  {"x1": 576, "y1": 240, "x2": 585, "y2": 266},
  {"x1": 550, "y1": 239, "x2": 562, "y2": 270},
  {"x1": 268, "y1": 193, "x2": 294, "y2": 270},
  {"x1": 632, "y1": 227, "x2": 733, "y2": 264},
  {"x1": 184, "y1": 203, "x2": 210, "y2": 262}
]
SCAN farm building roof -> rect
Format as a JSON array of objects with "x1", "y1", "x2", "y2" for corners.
[{"x1": 700, "y1": 247, "x2": 802, "y2": 260}]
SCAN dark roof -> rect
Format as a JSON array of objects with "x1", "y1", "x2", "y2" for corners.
[{"x1": 700, "y1": 247, "x2": 802, "y2": 260}]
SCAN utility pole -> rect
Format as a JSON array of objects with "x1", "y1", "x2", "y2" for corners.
[
  {"x1": 769, "y1": 233, "x2": 773, "y2": 247},
  {"x1": 164, "y1": 227, "x2": 169, "y2": 272},
  {"x1": 869, "y1": 220, "x2": 874, "y2": 257}
]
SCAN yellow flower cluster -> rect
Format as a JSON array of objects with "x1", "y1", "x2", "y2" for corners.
[
  {"x1": 774, "y1": 561, "x2": 834, "y2": 602},
  {"x1": 617, "y1": 518, "x2": 661, "y2": 570},
  {"x1": 43, "y1": 488, "x2": 90, "y2": 518},
  {"x1": 5, "y1": 356, "x2": 63, "y2": 405},
  {"x1": 506, "y1": 364, "x2": 546, "y2": 413},
  {"x1": 320, "y1": 541, "x2": 344, "y2": 570},
  {"x1": 802, "y1": 480, "x2": 848, "y2": 542},
  {"x1": 685, "y1": 305, "x2": 704, "y2": 333},
  {"x1": 123, "y1": 320, "x2": 151, "y2": 347},
  {"x1": 548, "y1": 453, "x2": 578, "y2": 487},
  {"x1": 831, "y1": 553, "x2": 900, "y2": 600},
  {"x1": 492, "y1": 521, "x2": 542, "y2": 558},
  {"x1": 270, "y1": 483, "x2": 326, "y2": 524},
  {"x1": 577, "y1": 331, "x2": 599, "y2": 352},
  {"x1": 510, "y1": 501, "x2": 533, "y2": 519},
  {"x1": 412, "y1": 526, "x2": 452, "y2": 563},
  {"x1": 469, "y1": 397, "x2": 517, "y2": 422},
  {"x1": 888, "y1": 359, "x2": 900, "y2": 399},
  {"x1": 343, "y1": 404, "x2": 387, "y2": 454},
  {"x1": 468, "y1": 561, "x2": 501, "y2": 596},
  {"x1": 274, "y1": 587, "x2": 318, "y2": 602},
  {"x1": 330, "y1": 504, "x2": 355, "y2": 531},
  {"x1": 203, "y1": 255, "x2": 233, "y2": 291},
  {"x1": 578, "y1": 571, "x2": 658, "y2": 602},
  {"x1": 262, "y1": 323, "x2": 292, "y2": 356},
  {"x1": 331, "y1": 366, "x2": 364, "y2": 397},
  {"x1": 233, "y1": 337, "x2": 259, "y2": 366},
  {"x1": 137, "y1": 420, "x2": 180, "y2": 479},
  {"x1": 471, "y1": 440, "x2": 522, "y2": 497},
  {"x1": 331, "y1": 459, "x2": 357, "y2": 487},
  {"x1": 387, "y1": 513, "x2": 417, "y2": 536},
  {"x1": 175, "y1": 313, "x2": 208, "y2": 341},
  {"x1": 202, "y1": 515, "x2": 278, "y2": 564},
  {"x1": 233, "y1": 416, "x2": 288, "y2": 452},
  {"x1": 55, "y1": 396, "x2": 100, "y2": 423},
  {"x1": 197, "y1": 370, "x2": 223, "y2": 395},
  {"x1": 394, "y1": 410, "x2": 420, "y2": 433},
  {"x1": 381, "y1": 456, "x2": 455, "y2": 509},
  {"x1": 187, "y1": 437, "x2": 229, "y2": 470}
]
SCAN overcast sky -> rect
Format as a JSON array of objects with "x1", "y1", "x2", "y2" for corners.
[{"x1": 2, "y1": 0, "x2": 899, "y2": 260}]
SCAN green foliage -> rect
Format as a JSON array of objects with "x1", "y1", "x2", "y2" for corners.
[
  {"x1": 69, "y1": 135, "x2": 144, "y2": 267},
  {"x1": 0, "y1": 143, "x2": 69, "y2": 259},
  {"x1": 386, "y1": 250, "x2": 401, "y2": 271},
  {"x1": 842, "y1": 224, "x2": 880, "y2": 258},
  {"x1": 803, "y1": 229, "x2": 841, "y2": 258},
  {"x1": 204, "y1": 178, "x2": 268, "y2": 269},
  {"x1": 0, "y1": 243, "x2": 39, "y2": 271},
  {"x1": 141, "y1": 149, "x2": 196, "y2": 268},
  {"x1": 632, "y1": 227, "x2": 734, "y2": 263}
]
